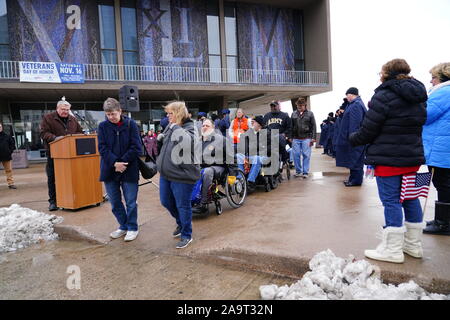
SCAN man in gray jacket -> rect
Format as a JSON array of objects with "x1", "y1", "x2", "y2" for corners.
[{"x1": 291, "y1": 98, "x2": 317, "y2": 178}]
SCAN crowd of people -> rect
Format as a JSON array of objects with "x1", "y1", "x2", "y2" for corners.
[
  {"x1": 1, "y1": 60, "x2": 448, "y2": 259},
  {"x1": 316, "y1": 60, "x2": 450, "y2": 264}
]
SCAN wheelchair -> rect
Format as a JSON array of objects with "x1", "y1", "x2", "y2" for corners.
[
  {"x1": 193, "y1": 166, "x2": 248, "y2": 216},
  {"x1": 242, "y1": 156, "x2": 280, "y2": 192}
]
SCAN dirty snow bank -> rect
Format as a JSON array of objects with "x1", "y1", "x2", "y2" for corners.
[
  {"x1": 0, "y1": 204, "x2": 63, "y2": 253},
  {"x1": 260, "y1": 249, "x2": 449, "y2": 300}
]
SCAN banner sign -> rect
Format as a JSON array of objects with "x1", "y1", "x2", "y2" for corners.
[{"x1": 19, "y1": 61, "x2": 85, "y2": 83}]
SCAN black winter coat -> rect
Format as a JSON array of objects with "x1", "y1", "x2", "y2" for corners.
[
  {"x1": 349, "y1": 78, "x2": 427, "y2": 167},
  {"x1": 0, "y1": 132, "x2": 15, "y2": 161}
]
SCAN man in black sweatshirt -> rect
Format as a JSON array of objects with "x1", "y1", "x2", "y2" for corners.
[{"x1": 263, "y1": 100, "x2": 291, "y2": 163}]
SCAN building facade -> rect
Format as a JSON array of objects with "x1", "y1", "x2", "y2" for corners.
[{"x1": 0, "y1": 0, "x2": 331, "y2": 160}]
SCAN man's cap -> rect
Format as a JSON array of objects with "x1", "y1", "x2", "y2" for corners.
[
  {"x1": 198, "y1": 112, "x2": 207, "y2": 117},
  {"x1": 269, "y1": 100, "x2": 281, "y2": 107},
  {"x1": 222, "y1": 109, "x2": 230, "y2": 114},
  {"x1": 252, "y1": 115, "x2": 265, "y2": 127},
  {"x1": 345, "y1": 87, "x2": 359, "y2": 96}
]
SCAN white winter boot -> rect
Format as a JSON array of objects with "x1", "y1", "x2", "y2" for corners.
[
  {"x1": 403, "y1": 221, "x2": 425, "y2": 258},
  {"x1": 364, "y1": 226, "x2": 406, "y2": 263}
]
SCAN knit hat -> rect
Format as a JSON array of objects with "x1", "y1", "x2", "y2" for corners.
[
  {"x1": 345, "y1": 87, "x2": 359, "y2": 96},
  {"x1": 252, "y1": 115, "x2": 265, "y2": 127}
]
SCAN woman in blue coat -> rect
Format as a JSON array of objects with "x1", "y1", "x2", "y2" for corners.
[
  {"x1": 98, "y1": 98, "x2": 142, "y2": 242},
  {"x1": 422, "y1": 62, "x2": 450, "y2": 235},
  {"x1": 335, "y1": 87, "x2": 367, "y2": 186}
]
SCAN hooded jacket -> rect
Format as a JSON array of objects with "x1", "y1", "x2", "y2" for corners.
[
  {"x1": 156, "y1": 119, "x2": 201, "y2": 184},
  {"x1": 422, "y1": 81, "x2": 450, "y2": 169},
  {"x1": 349, "y1": 78, "x2": 427, "y2": 166}
]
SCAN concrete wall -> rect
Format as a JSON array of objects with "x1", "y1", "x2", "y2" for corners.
[{"x1": 303, "y1": 0, "x2": 332, "y2": 89}]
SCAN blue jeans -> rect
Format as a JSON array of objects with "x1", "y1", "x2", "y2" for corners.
[
  {"x1": 292, "y1": 139, "x2": 312, "y2": 175},
  {"x1": 236, "y1": 154, "x2": 267, "y2": 183},
  {"x1": 159, "y1": 176, "x2": 195, "y2": 240},
  {"x1": 104, "y1": 180, "x2": 139, "y2": 231},
  {"x1": 376, "y1": 175, "x2": 423, "y2": 227}
]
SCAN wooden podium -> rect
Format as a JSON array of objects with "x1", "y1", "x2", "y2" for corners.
[{"x1": 50, "y1": 134, "x2": 103, "y2": 210}]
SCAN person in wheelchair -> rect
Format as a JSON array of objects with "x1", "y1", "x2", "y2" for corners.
[
  {"x1": 192, "y1": 119, "x2": 235, "y2": 214},
  {"x1": 236, "y1": 115, "x2": 282, "y2": 192}
]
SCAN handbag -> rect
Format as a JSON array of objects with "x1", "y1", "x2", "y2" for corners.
[{"x1": 138, "y1": 154, "x2": 157, "y2": 180}]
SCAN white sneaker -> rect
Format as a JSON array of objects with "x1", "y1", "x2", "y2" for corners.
[
  {"x1": 294, "y1": 173, "x2": 303, "y2": 178},
  {"x1": 124, "y1": 230, "x2": 139, "y2": 242},
  {"x1": 110, "y1": 229, "x2": 127, "y2": 239}
]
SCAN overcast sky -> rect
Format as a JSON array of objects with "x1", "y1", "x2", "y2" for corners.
[{"x1": 284, "y1": 0, "x2": 450, "y2": 127}]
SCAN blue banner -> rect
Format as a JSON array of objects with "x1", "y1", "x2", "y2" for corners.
[{"x1": 56, "y1": 63, "x2": 84, "y2": 83}]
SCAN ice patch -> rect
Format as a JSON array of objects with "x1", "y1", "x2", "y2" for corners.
[
  {"x1": 260, "y1": 249, "x2": 449, "y2": 300},
  {"x1": 0, "y1": 204, "x2": 63, "y2": 253}
]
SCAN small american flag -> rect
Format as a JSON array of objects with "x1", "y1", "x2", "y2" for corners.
[{"x1": 400, "y1": 172, "x2": 432, "y2": 203}]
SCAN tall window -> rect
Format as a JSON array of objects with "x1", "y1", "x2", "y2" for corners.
[
  {"x1": 98, "y1": 0, "x2": 117, "y2": 65},
  {"x1": 121, "y1": 0, "x2": 138, "y2": 80},
  {"x1": 224, "y1": 2, "x2": 238, "y2": 82},
  {"x1": 121, "y1": 0, "x2": 138, "y2": 66},
  {"x1": 0, "y1": 0, "x2": 10, "y2": 61},
  {"x1": 207, "y1": 0, "x2": 221, "y2": 82},
  {"x1": 293, "y1": 10, "x2": 305, "y2": 71}
]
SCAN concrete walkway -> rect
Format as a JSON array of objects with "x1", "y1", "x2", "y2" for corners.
[{"x1": 1, "y1": 149, "x2": 449, "y2": 298}]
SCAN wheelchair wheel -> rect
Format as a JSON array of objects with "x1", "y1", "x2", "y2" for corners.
[
  {"x1": 215, "y1": 201, "x2": 222, "y2": 215},
  {"x1": 285, "y1": 162, "x2": 291, "y2": 180},
  {"x1": 225, "y1": 168, "x2": 247, "y2": 208},
  {"x1": 269, "y1": 175, "x2": 278, "y2": 189}
]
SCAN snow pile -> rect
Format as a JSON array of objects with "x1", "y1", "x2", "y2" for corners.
[
  {"x1": 260, "y1": 249, "x2": 449, "y2": 300},
  {"x1": 0, "y1": 204, "x2": 63, "y2": 253}
]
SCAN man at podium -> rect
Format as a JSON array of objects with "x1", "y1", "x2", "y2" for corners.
[{"x1": 40, "y1": 97, "x2": 83, "y2": 211}]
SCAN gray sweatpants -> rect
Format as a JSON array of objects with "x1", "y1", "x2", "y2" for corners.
[{"x1": 201, "y1": 166, "x2": 225, "y2": 204}]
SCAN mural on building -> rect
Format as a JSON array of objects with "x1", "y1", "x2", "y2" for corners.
[
  {"x1": 7, "y1": 0, "x2": 100, "y2": 64},
  {"x1": 137, "y1": 0, "x2": 208, "y2": 68},
  {"x1": 237, "y1": 3, "x2": 295, "y2": 71}
]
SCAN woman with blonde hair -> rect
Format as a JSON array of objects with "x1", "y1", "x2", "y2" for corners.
[
  {"x1": 422, "y1": 62, "x2": 450, "y2": 235},
  {"x1": 229, "y1": 108, "x2": 252, "y2": 150},
  {"x1": 156, "y1": 101, "x2": 200, "y2": 249},
  {"x1": 349, "y1": 58, "x2": 428, "y2": 263}
]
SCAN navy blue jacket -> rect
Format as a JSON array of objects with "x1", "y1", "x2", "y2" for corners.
[
  {"x1": 98, "y1": 116, "x2": 142, "y2": 182},
  {"x1": 319, "y1": 123, "x2": 329, "y2": 146},
  {"x1": 335, "y1": 97, "x2": 367, "y2": 169}
]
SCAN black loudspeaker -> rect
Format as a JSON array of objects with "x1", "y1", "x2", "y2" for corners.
[{"x1": 119, "y1": 85, "x2": 140, "y2": 112}]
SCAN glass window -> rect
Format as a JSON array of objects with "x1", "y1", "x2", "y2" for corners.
[
  {"x1": 0, "y1": 44, "x2": 10, "y2": 60},
  {"x1": 294, "y1": 10, "x2": 305, "y2": 71},
  {"x1": 124, "y1": 51, "x2": 138, "y2": 66},
  {"x1": 224, "y1": 2, "x2": 238, "y2": 71},
  {"x1": 0, "y1": 0, "x2": 10, "y2": 61},
  {"x1": 98, "y1": 4, "x2": 117, "y2": 51},
  {"x1": 209, "y1": 55, "x2": 222, "y2": 82},
  {"x1": 225, "y1": 16, "x2": 237, "y2": 56},
  {"x1": 121, "y1": 6, "x2": 138, "y2": 52},
  {"x1": 0, "y1": 0, "x2": 8, "y2": 44},
  {"x1": 207, "y1": 15, "x2": 220, "y2": 55}
]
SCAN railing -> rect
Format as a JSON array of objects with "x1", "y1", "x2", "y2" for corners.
[{"x1": 0, "y1": 60, "x2": 329, "y2": 86}]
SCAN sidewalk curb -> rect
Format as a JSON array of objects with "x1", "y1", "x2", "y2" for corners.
[
  {"x1": 195, "y1": 248, "x2": 450, "y2": 295},
  {"x1": 54, "y1": 224, "x2": 109, "y2": 245}
]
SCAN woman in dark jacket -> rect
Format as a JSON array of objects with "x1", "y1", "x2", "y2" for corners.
[
  {"x1": 98, "y1": 98, "x2": 142, "y2": 242},
  {"x1": 349, "y1": 59, "x2": 428, "y2": 264},
  {"x1": 156, "y1": 101, "x2": 200, "y2": 249},
  {"x1": 0, "y1": 122, "x2": 16, "y2": 189}
]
